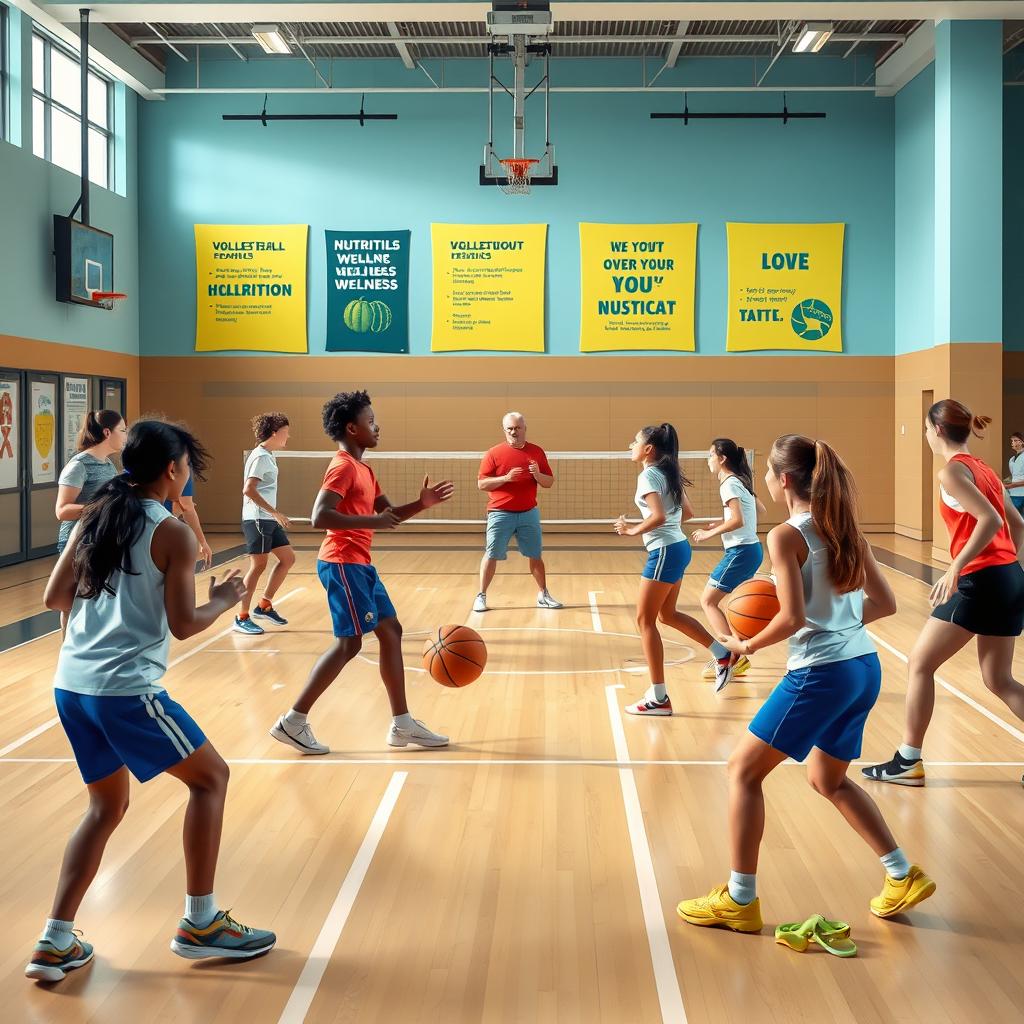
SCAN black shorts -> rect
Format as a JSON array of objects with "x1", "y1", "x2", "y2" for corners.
[
  {"x1": 931, "y1": 561, "x2": 1024, "y2": 636},
  {"x1": 242, "y1": 519, "x2": 290, "y2": 555}
]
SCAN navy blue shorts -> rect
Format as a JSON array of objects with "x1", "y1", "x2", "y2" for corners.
[
  {"x1": 748, "y1": 652, "x2": 881, "y2": 763},
  {"x1": 55, "y1": 689, "x2": 206, "y2": 784},
  {"x1": 1012, "y1": 496, "x2": 1024, "y2": 515},
  {"x1": 640, "y1": 540, "x2": 692, "y2": 584},
  {"x1": 708, "y1": 541, "x2": 763, "y2": 593},
  {"x1": 318, "y1": 560, "x2": 396, "y2": 636}
]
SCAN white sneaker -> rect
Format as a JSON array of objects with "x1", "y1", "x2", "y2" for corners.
[
  {"x1": 270, "y1": 715, "x2": 330, "y2": 755},
  {"x1": 701, "y1": 656, "x2": 717, "y2": 680},
  {"x1": 472, "y1": 592, "x2": 488, "y2": 613},
  {"x1": 537, "y1": 590, "x2": 563, "y2": 609},
  {"x1": 387, "y1": 718, "x2": 449, "y2": 748},
  {"x1": 714, "y1": 656, "x2": 737, "y2": 694}
]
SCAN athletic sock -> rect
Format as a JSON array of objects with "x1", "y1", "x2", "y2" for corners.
[
  {"x1": 41, "y1": 918, "x2": 75, "y2": 948},
  {"x1": 238, "y1": 612, "x2": 250, "y2": 621},
  {"x1": 727, "y1": 871, "x2": 757, "y2": 906},
  {"x1": 283, "y1": 709, "x2": 307, "y2": 728},
  {"x1": 258, "y1": 598, "x2": 272, "y2": 611},
  {"x1": 185, "y1": 893, "x2": 217, "y2": 928},
  {"x1": 880, "y1": 847, "x2": 911, "y2": 880},
  {"x1": 648, "y1": 683, "x2": 668, "y2": 703},
  {"x1": 709, "y1": 639, "x2": 730, "y2": 660},
  {"x1": 897, "y1": 744, "x2": 922, "y2": 762},
  {"x1": 393, "y1": 712, "x2": 415, "y2": 729}
]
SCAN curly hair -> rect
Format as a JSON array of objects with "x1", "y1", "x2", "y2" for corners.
[
  {"x1": 322, "y1": 391, "x2": 372, "y2": 442},
  {"x1": 251, "y1": 411, "x2": 289, "y2": 442}
]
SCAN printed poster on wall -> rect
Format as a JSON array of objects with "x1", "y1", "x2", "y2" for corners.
[
  {"x1": 31, "y1": 381, "x2": 56, "y2": 484},
  {"x1": 579, "y1": 223, "x2": 697, "y2": 351},
  {"x1": 63, "y1": 376, "x2": 89, "y2": 462},
  {"x1": 195, "y1": 224, "x2": 308, "y2": 353},
  {"x1": 0, "y1": 378, "x2": 18, "y2": 490},
  {"x1": 325, "y1": 230, "x2": 410, "y2": 353},
  {"x1": 431, "y1": 223, "x2": 547, "y2": 352},
  {"x1": 726, "y1": 222, "x2": 844, "y2": 352}
]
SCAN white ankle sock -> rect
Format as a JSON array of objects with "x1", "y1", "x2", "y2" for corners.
[
  {"x1": 394, "y1": 712, "x2": 415, "y2": 729},
  {"x1": 41, "y1": 918, "x2": 75, "y2": 947},
  {"x1": 898, "y1": 744, "x2": 922, "y2": 761},
  {"x1": 880, "y1": 848, "x2": 910, "y2": 880},
  {"x1": 185, "y1": 893, "x2": 217, "y2": 927},
  {"x1": 648, "y1": 683, "x2": 668, "y2": 702},
  {"x1": 727, "y1": 871, "x2": 757, "y2": 906},
  {"x1": 284, "y1": 709, "x2": 308, "y2": 727}
]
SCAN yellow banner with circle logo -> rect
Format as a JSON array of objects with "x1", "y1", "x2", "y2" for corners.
[{"x1": 726, "y1": 223, "x2": 844, "y2": 352}]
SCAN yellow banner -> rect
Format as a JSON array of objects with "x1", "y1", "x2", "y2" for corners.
[
  {"x1": 431, "y1": 224, "x2": 547, "y2": 352},
  {"x1": 579, "y1": 223, "x2": 697, "y2": 352},
  {"x1": 726, "y1": 223, "x2": 844, "y2": 352},
  {"x1": 195, "y1": 224, "x2": 308, "y2": 352}
]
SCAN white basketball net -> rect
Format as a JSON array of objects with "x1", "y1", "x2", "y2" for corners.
[{"x1": 499, "y1": 158, "x2": 538, "y2": 196}]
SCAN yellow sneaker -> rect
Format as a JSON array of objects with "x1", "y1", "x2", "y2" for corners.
[
  {"x1": 677, "y1": 883, "x2": 763, "y2": 933},
  {"x1": 870, "y1": 865, "x2": 936, "y2": 918},
  {"x1": 702, "y1": 655, "x2": 750, "y2": 680}
]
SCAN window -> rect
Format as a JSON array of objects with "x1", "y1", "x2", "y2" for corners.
[
  {"x1": 32, "y1": 30, "x2": 113, "y2": 189},
  {"x1": 1, "y1": 5, "x2": 9, "y2": 142}
]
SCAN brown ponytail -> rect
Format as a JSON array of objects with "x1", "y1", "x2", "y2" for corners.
[
  {"x1": 768, "y1": 434, "x2": 867, "y2": 594},
  {"x1": 927, "y1": 399, "x2": 991, "y2": 445},
  {"x1": 77, "y1": 409, "x2": 123, "y2": 452}
]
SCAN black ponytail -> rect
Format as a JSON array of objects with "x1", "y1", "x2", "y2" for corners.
[
  {"x1": 639, "y1": 422, "x2": 690, "y2": 508},
  {"x1": 711, "y1": 437, "x2": 754, "y2": 494},
  {"x1": 74, "y1": 420, "x2": 210, "y2": 599}
]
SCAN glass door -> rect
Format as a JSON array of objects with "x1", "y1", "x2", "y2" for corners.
[{"x1": 0, "y1": 369, "x2": 26, "y2": 567}]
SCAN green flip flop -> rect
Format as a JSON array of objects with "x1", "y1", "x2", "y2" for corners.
[{"x1": 775, "y1": 915, "x2": 853, "y2": 954}]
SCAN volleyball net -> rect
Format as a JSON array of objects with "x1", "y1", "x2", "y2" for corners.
[{"x1": 254, "y1": 450, "x2": 756, "y2": 527}]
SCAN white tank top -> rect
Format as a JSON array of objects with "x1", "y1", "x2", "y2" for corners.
[
  {"x1": 785, "y1": 511, "x2": 876, "y2": 671},
  {"x1": 55, "y1": 500, "x2": 175, "y2": 696}
]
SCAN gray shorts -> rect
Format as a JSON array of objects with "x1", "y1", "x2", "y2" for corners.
[{"x1": 485, "y1": 507, "x2": 542, "y2": 560}]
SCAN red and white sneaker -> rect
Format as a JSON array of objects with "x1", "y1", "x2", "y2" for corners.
[{"x1": 624, "y1": 695, "x2": 673, "y2": 716}]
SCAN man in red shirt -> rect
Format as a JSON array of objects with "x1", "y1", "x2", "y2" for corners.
[
  {"x1": 270, "y1": 390, "x2": 454, "y2": 755},
  {"x1": 473, "y1": 411, "x2": 562, "y2": 612}
]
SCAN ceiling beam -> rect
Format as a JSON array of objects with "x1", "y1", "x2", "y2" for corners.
[
  {"x1": 388, "y1": 22, "x2": 416, "y2": 69},
  {"x1": 664, "y1": 20, "x2": 688, "y2": 68}
]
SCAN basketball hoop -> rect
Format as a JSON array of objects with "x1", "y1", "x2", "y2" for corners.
[
  {"x1": 89, "y1": 290, "x2": 127, "y2": 310},
  {"x1": 498, "y1": 157, "x2": 538, "y2": 196}
]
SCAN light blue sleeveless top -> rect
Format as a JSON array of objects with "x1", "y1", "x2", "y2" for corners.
[
  {"x1": 55, "y1": 500, "x2": 174, "y2": 696},
  {"x1": 786, "y1": 511, "x2": 876, "y2": 671}
]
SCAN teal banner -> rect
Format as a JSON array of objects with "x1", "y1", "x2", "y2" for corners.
[{"x1": 325, "y1": 230, "x2": 410, "y2": 353}]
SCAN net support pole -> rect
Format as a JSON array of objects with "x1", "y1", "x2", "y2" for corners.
[
  {"x1": 79, "y1": 7, "x2": 90, "y2": 226},
  {"x1": 513, "y1": 34, "x2": 525, "y2": 159}
]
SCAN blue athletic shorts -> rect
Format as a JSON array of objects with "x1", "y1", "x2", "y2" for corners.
[
  {"x1": 55, "y1": 689, "x2": 206, "y2": 785},
  {"x1": 640, "y1": 540, "x2": 692, "y2": 584},
  {"x1": 485, "y1": 507, "x2": 543, "y2": 560},
  {"x1": 708, "y1": 541, "x2": 764, "y2": 593},
  {"x1": 748, "y1": 652, "x2": 881, "y2": 763},
  {"x1": 1012, "y1": 496, "x2": 1024, "y2": 516},
  {"x1": 318, "y1": 560, "x2": 396, "y2": 636}
]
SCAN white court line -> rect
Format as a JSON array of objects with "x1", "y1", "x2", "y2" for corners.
[
  {"x1": 604, "y1": 684, "x2": 687, "y2": 1024},
  {"x1": 206, "y1": 649, "x2": 281, "y2": 654},
  {"x1": 868, "y1": 630, "x2": 1024, "y2": 745},
  {"x1": 4, "y1": 757, "x2": 1024, "y2": 768},
  {"x1": 277, "y1": 771, "x2": 407, "y2": 1024},
  {"x1": 0, "y1": 588, "x2": 305, "y2": 758},
  {"x1": 588, "y1": 591, "x2": 604, "y2": 633}
]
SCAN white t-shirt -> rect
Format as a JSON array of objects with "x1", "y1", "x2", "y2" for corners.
[
  {"x1": 242, "y1": 444, "x2": 278, "y2": 522},
  {"x1": 720, "y1": 475, "x2": 758, "y2": 548},
  {"x1": 634, "y1": 466, "x2": 686, "y2": 551},
  {"x1": 1008, "y1": 453, "x2": 1024, "y2": 498}
]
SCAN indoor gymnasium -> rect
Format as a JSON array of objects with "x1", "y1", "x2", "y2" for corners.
[{"x1": 2, "y1": 1, "x2": 1024, "y2": 1022}]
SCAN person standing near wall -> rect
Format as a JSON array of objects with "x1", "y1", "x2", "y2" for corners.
[
  {"x1": 234, "y1": 413, "x2": 295, "y2": 635},
  {"x1": 473, "y1": 412, "x2": 562, "y2": 613},
  {"x1": 164, "y1": 472, "x2": 213, "y2": 570},
  {"x1": 1004, "y1": 431, "x2": 1024, "y2": 516}
]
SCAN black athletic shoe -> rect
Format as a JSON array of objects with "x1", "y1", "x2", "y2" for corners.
[
  {"x1": 253, "y1": 605, "x2": 288, "y2": 626},
  {"x1": 861, "y1": 751, "x2": 925, "y2": 787}
]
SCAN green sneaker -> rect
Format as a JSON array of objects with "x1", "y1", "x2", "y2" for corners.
[
  {"x1": 25, "y1": 934, "x2": 94, "y2": 982},
  {"x1": 170, "y1": 910, "x2": 276, "y2": 960}
]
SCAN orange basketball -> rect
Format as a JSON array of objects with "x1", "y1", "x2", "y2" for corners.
[
  {"x1": 422, "y1": 624, "x2": 487, "y2": 687},
  {"x1": 726, "y1": 578, "x2": 780, "y2": 640}
]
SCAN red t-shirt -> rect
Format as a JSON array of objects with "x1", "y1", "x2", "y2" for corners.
[
  {"x1": 478, "y1": 442, "x2": 552, "y2": 513},
  {"x1": 939, "y1": 453, "x2": 1018, "y2": 575},
  {"x1": 317, "y1": 451, "x2": 382, "y2": 565}
]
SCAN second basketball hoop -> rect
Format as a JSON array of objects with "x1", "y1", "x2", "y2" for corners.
[{"x1": 480, "y1": 2, "x2": 558, "y2": 194}]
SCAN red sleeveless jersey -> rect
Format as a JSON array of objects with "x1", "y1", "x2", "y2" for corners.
[{"x1": 938, "y1": 453, "x2": 1017, "y2": 575}]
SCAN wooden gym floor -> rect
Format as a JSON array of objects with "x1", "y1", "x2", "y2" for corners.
[{"x1": 1, "y1": 537, "x2": 1022, "y2": 1023}]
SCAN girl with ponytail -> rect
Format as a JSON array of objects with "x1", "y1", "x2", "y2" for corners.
[
  {"x1": 864, "y1": 399, "x2": 1024, "y2": 788},
  {"x1": 614, "y1": 423, "x2": 740, "y2": 715},
  {"x1": 27, "y1": 420, "x2": 275, "y2": 984},
  {"x1": 679, "y1": 435, "x2": 934, "y2": 935},
  {"x1": 692, "y1": 439, "x2": 766, "y2": 688}
]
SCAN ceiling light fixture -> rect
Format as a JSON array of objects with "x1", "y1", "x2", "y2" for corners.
[
  {"x1": 251, "y1": 25, "x2": 292, "y2": 55},
  {"x1": 793, "y1": 22, "x2": 834, "y2": 53}
]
